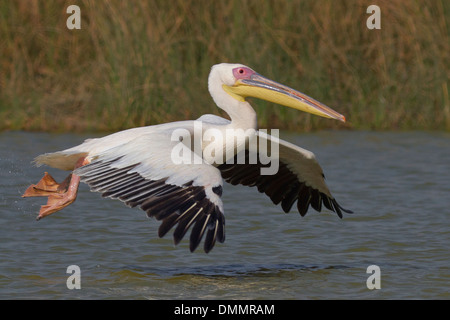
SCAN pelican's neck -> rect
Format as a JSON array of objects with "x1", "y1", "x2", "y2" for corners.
[
  {"x1": 208, "y1": 72, "x2": 257, "y2": 131},
  {"x1": 224, "y1": 99, "x2": 258, "y2": 130}
]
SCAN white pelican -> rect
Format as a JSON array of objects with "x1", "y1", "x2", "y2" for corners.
[{"x1": 23, "y1": 63, "x2": 352, "y2": 253}]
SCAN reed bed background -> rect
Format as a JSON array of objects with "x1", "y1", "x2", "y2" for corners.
[{"x1": 1, "y1": 0, "x2": 449, "y2": 132}]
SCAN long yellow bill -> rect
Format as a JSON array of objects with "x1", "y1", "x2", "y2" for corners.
[{"x1": 224, "y1": 73, "x2": 346, "y2": 122}]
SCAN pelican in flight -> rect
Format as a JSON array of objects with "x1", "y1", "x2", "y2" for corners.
[{"x1": 23, "y1": 63, "x2": 351, "y2": 253}]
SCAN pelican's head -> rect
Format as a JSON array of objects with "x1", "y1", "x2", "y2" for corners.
[{"x1": 211, "y1": 63, "x2": 346, "y2": 122}]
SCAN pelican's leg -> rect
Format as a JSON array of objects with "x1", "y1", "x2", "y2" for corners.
[{"x1": 22, "y1": 157, "x2": 90, "y2": 220}]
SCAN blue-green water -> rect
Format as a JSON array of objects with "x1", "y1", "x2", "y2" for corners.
[{"x1": 0, "y1": 131, "x2": 449, "y2": 299}]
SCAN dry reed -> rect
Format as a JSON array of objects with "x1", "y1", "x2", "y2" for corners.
[{"x1": 0, "y1": 0, "x2": 449, "y2": 132}]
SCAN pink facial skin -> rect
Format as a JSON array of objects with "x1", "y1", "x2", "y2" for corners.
[{"x1": 232, "y1": 67, "x2": 256, "y2": 80}]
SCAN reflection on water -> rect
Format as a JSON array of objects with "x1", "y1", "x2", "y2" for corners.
[{"x1": 0, "y1": 130, "x2": 449, "y2": 299}]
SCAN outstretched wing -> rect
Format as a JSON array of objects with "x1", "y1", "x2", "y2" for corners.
[
  {"x1": 74, "y1": 132, "x2": 225, "y2": 253},
  {"x1": 218, "y1": 131, "x2": 352, "y2": 217}
]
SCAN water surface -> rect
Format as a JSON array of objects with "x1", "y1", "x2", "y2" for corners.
[{"x1": 0, "y1": 131, "x2": 449, "y2": 299}]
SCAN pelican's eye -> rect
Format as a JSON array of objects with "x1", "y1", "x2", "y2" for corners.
[{"x1": 233, "y1": 66, "x2": 255, "y2": 80}]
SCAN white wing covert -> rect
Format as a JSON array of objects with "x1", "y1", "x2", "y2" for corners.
[{"x1": 74, "y1": 132, "x2": 225, "y2": 253}]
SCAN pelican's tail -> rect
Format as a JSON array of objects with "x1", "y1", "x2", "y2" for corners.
[{"x1": 34, "y1": 151, "x2": 88, "y2": 171}]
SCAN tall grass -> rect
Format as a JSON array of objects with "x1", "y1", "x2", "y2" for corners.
[{"x1": 0, "y1": 0, "x2": 449, "y2": 132}]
